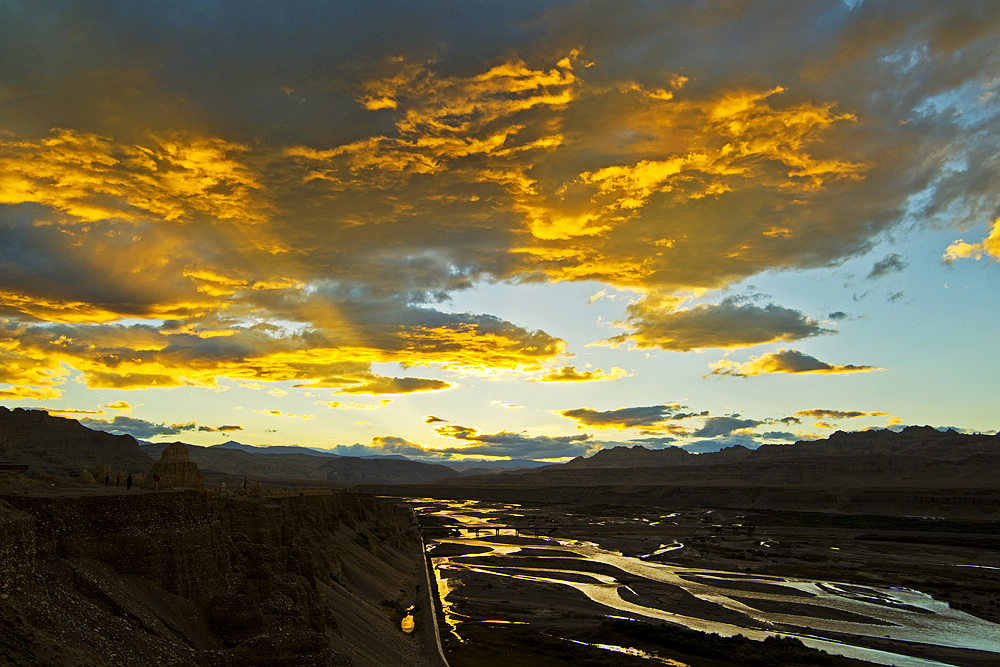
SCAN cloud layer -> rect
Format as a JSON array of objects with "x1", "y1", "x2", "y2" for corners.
[{"x1": 0, "y1": 2, "x2": 997, "y2": 443}]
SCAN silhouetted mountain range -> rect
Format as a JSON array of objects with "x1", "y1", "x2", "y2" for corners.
[
  {"x1": 212, "y1": 440, "x2": 342, "y2": 457},
  {"x1": 560, "y1": 426, "x2": 997, "y2": 471},
  {"x1": 142, "y1": 441, "x2": 458, "y2": 485},
  {"x1": 0, "y1": 408, "x2": 458, "y2": 485},
  {"x1": 366, "y1": 427, "x2": 1000, "y2": 518}
]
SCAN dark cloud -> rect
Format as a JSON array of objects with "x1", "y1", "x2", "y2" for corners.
[
  {"x1": 708, "y1": 349, "x2": 881, "y2": 377},
  {"x1": 759, "y1": 431, "x2": 799, "y2": 441},
  {"x1": 772, "y1": 416, "x2": 802, "y2": 425},
  {"x1": 424, "y1": 415, "x2": 448, "y2": 424},
  {"x1": 828, "y1": 311, "x2": 849, "y2": 320},
  {"x1": 435, "y1": 424, "x2": 592, "y2": 459},
  {"x1": 558, "y1": 404, "x2": 704, "y2": 432},
  {"x1": 681, "y1": 434, "x2": 761, "y2": 453},
  {"x1": 78, "y1": 416, "x2": 198, "y2": 439},
  {"x1": 625, "y1": 436, "x2": 678, "y2": 448},
  {"x1": 887, "y1": 290, "x2": 905, "y2": 303},
  {"x1": 198, "y1": 424, "x2": 243, "y2": 432},
  {"x1": 868, "y1": 253, "x2": 908, "y2": 279},
  {"x1": 606, "y1": 298, "x2": 830, "y2": 352},
  {"x1": 692, "y1": 416, "x2": 761, "y2": 438}
]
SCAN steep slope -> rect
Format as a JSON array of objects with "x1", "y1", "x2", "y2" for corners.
[
  {"x1": 0, "y1": 407, "x2": 151, "y2": 479},
  {"x1": 0, "y1": 488, "x2": 437, "y2": 666}
]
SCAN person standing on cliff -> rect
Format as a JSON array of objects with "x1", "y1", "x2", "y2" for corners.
[
  {"x1": 104, "y1": 473, "x2": 110, "y2": 487},
  {"x1": 153, "y1": 472, "x2": 160, "y2": 491},
  {"x1": 126, "y1": 473, "x2": 133, "y2": 492}
]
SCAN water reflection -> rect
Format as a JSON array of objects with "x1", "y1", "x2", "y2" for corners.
[{"x1": 415, "y1": 498, "x2": 1000, "y2": 667}]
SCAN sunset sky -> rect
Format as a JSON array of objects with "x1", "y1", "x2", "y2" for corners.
[{"x1": 1, "y1": 1, "x2": 998, "y2": 462}]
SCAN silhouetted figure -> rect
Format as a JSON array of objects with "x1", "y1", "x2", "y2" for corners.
[
  {"x1": 105, "y1": 474, "x2": 110, "y2": 487},
  {"x1": 126, "y1": 473, "x2": 133, "y2": 492},
  {"x1": 115, "y1": 473, "x2": 121, "y2": 487},
  {"x1": 153, "y1": 472, "x2": 160, "y2": 491}
]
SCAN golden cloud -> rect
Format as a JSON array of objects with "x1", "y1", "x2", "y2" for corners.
[
  {"x1": 0, "y1": 129, "x2": 266, "y2": 224},
  {"x1": 0, "y1": 315, "x2": 540, "y2": 395},
  {"x1": 707, "y1": 349, "x2": 883, "y2": 377},
  {"x1": 943, "y1": 217, "x2": 1000, "y2": 262},
  {"x1": 534, "y1": 365, "x2": 629, "y2": 382},
  {"x1": 0, "y1": 386, "x2": 62, "y2": 400}
]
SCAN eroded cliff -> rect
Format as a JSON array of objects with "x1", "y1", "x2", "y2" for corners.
[{"x1": 0, "y1": 487, "x2": 435, "y2": 666}]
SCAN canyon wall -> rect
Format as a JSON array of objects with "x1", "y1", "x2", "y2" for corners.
[{"x1": 0, "y1": 488, "x2": 435, "y2": 666}]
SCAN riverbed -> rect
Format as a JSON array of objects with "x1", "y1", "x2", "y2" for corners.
[{"x1": 410, "y1": 498, "x2": 1000, "y2": 667}]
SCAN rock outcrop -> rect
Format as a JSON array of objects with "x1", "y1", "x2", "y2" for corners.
[{"x1": 144, "y1": 442, "x2": 204, "y2": 490}]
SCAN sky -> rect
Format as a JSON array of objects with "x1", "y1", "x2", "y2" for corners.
[{"x1": 1, "y1": 1, "x2": 998, "y2": 463}]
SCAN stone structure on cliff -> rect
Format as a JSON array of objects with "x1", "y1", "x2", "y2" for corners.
[{"x1": 145, "y1": 443, "x2": 204, "y2": 490}]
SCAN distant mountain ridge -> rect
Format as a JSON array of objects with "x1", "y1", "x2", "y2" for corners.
[
  {"x1": 142, "y1": 441, "x2": 459, "y2": 485},
  {"x1": 366, "y1": 426, "x2": 1000, "y2": 518},
  {"x1": 212, "y1": 440, "x2": 342, "y2": 457},
  {"x1": 0, "y1": 407, "x2": 458, "y2": 485},
  {"x1": 210, "y1": 441, "x2": 552, "y2": 472},
  {"x1": 560, "y1": 426, "x2": 995, "y2": 470}
]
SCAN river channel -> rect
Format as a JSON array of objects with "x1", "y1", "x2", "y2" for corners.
[{"x1": 409, "y1": 498, "x2": 1000, "y2": 667}]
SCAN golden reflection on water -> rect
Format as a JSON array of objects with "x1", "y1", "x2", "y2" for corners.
[{"x1": 433, "y1": 563, "x2": 466, "y2": 641}]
